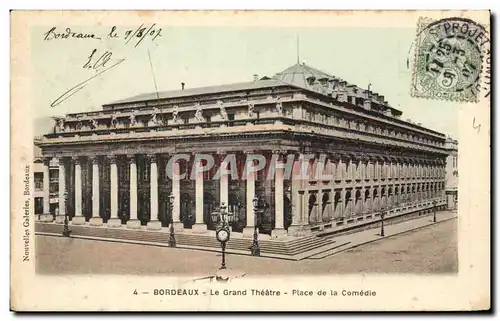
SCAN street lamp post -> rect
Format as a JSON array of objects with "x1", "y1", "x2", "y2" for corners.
[
  {"x1": 211, "y1": 202, "x2": 234, "y2": 270},
  {"x1": 251, "y1": 195, "x2": 261, "y2": 256},
  {"x1": 62, "y1": 191, "x2": 71, "y2": 237},
  {"x1": 168, "y1": 192, "x2": 176, "y2": 247},
  {"x1": 433, "y1": 200, "x2": 437, "y2": 223},
  {"x1": 380, "y1": 206, "x2": 386, "y2": 237}
]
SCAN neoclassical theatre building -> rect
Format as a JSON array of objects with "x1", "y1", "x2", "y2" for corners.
[{"x1": 36, "y1": 62, "x2": 449, "y2": 237}]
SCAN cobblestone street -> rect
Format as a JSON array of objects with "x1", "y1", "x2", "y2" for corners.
[{"x1": 36, "y1": 219, "x2": 457, "y2": 276}]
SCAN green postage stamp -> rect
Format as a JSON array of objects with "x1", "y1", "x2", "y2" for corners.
[{"x1": 411, "y1": 17, "x2": 490, "y2": 103}]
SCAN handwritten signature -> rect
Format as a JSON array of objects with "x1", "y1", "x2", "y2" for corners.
[{"x1": 50, "y1": 49, "x2": 125, "y2": 107}]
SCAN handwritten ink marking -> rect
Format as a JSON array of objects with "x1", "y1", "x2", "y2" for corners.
[
  {"x1": 44, "y1": 27, "x2": 102, "y2": 41},
  {"x1": 472, "y1": 117, "x2": 481, "y2": 134},
  {"x1": 108, "y1": 26, "x2": 119, "y2": 38},
  {"x1": 135, "y1": 23, "x2": 156, "y2": 48},
  {"x1": 125, "y1": 23, "x2": 144, "y2": 45},
  {"x1": 83, "y1": 49, "x2": 113, "y2": 72},
  {"x1": 50, "y1": 55, "x2": 125, "y2": 107},
  {"x1": 123, "y1": 24, "x2": 162, "y2": 47}
]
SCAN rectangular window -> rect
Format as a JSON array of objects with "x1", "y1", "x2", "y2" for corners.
[
  {"x1": 34, "y1": 197, "x2": 43, "y2": 214},
  {"x1": 50, "y1": 182, "x2": 58, "y2": 194},
  {"x1": 227, "y1": 113, "x2": 235, "y2": 126},
  {"x1": 34, "y1": 173, "x2": 43, "y2": 190}
]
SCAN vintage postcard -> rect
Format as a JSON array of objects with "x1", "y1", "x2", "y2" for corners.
[{"x1": 10, "y1": 10, "x2": 490, "y2": 311}]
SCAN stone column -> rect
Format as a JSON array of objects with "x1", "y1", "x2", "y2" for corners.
[
  {"x1": 107, "y1": 155, "x2": 121, "y2": 227},
  {"x1": 147, "y1": 154, "x2": 162, "y2": 230},
  {"x1": 273, "y1": 151, "x2": 286, "y2": 237},
  {"x1": 346, "y1": 190, "x2": 353, "y2": 218},
  {"x1": 288, "y1": 154, "x2": 304, "y2": 235},
  {"x1": 316, "y1": 156, "x2": 325, "y2": 226},
  {"x1": 172, "y1": 161, "x2": 183, "y2": 230},
  {"x1": 193, "y1": 157, "x2": 206, "y2": 232},
  {"x1": 127, "y1": 155, "x2": 141, "y2": 229},
  {"x1": 89, "y1": 156, "x2": 103, "y2": 226},
  {"x1": 358, "y1": 188, "x2": 364, "y2": 215},
  {"x1": 40, "y1": 158, "x2": 53, "y2": 222},
  {"x1": 72, "y1": 157, "x2": 85, "y2": 225},
  {"x1": 55, "y1": 158, "x2": 66, "y2": 224},
  {"x1": 243, "y1": 153, "x2": 256, "y2": 237},
  {"x1": 364, "y1": 188, "x2": 371, "y2": 214},
  {"x1": 340, "y1": 188, "x2": 347, "y2": 218},
  {"x1": 219, "y1": 153, "x2": 229, "y2": 212}
]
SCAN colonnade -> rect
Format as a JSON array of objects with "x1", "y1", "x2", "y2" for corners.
[{"x1": 40, "y1": 151, "x2": 446, "y2": 234}]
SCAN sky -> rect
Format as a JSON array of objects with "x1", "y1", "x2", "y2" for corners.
[{"x1": 31, "y1": 25, "x2": 459, "y2": 138}]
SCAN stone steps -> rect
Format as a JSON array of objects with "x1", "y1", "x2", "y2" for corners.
[{"x1": 35, "y1": 223, "x2": 335, "y2": 257}]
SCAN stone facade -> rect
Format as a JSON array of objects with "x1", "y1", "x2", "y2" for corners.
[
  {"x1": 445, "y1": 137, "x2": 458, "y2": 210},
  {"x1": 35, "y1": 63, "x2": 449, "y2": 237}
]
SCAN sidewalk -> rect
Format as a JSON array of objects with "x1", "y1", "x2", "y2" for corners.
[
  {"x1": 305, "y1": 210, "x2": 457, "y2": 260},
  {"x1": 36, "y1": 210, "x2": 457, "y2": 262}
]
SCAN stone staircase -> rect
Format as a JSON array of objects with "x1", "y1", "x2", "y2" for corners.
[
  {"x1": 35, "y1": 223, "x2": 335, "y2": 258},
  {"x1": 35, "y1": 201, "x2": 447, "y2": 260}
]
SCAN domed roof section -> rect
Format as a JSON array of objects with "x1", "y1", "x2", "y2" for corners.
[{"x1": 272, "y1": 62, "x2": 339, "y2": 91}]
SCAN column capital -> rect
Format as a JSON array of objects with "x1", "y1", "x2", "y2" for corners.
[
  {"x1": 380, "y1": 155, "x2": 391, "y2": 162},
  {"x1": 216, "y1": 150, "x2": 228, "y2": 156},
  {"x1": 90, "y1": 156, "x2": 100, "y2": 165},
  {"x1": 328, "y1": 153, "x2": 341, "y2": 162},
  {"x1": 58, "y1": 157, "x2": 65, "y2": 166},
  {"x1": 146, "y1": 154, "x2": 157, "y2": 164},
  {"x1": 352, "y1": 153, "x2": 364, "y2": 163},
  {"x1": 343, "y1": 152, "x2": 354, "y2": 161},
  {"x1": 127, "y1": 154, "x2": 137, "y2": 164},
  {"x1": 108, "y1": 155, "x2": 118, "y2": 164},
  {"x1": 271, "y1": 149, "x2": 288, "y2": 161},
  {"x1": 366, "y1": 154, "x2": 376, "y2": 163},
  {"x1": 72, "y1": 156, "x2": 81, "y2": 165},
  {"x1": 337, "y1": 152, "x2": 350, "y2": 161}
]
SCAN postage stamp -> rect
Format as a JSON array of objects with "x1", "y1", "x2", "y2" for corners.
[
  {"x1": 9, "y1": 10, "x2": 490, "y2": 312},
  {"x1": 411, "y1": 17, "x2": 491, "y2": 103}
]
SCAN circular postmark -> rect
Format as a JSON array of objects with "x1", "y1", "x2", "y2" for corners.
[{"x1": 411, "y1": 17, "x2": 490, "y2": 102}]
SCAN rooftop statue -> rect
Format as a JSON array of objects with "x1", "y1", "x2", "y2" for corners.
[
  {"x1": 276, "y1": 100, "x2": 283, "y2": 116},
  {"x1": 57, "y1": 117, "x2": 66, "y2": 132},
  {"x1": 129, "y1": 111, "x2": 137, "y2": 126},
  {"x1": 248, "y1": 103, "x2": 255, "y2": 118},
  {"x1": 172, "y1": 105, "x2": 180, "y2": 124},
  {"x1": 218, "y1": 101, "x2": 228, "y2": 120},
  {"x1": 195, "y1": 106, "x2": 204, "y2": 123},
  {"x1": 111, "y1": 112, "x2": 119, "y2": 128}
]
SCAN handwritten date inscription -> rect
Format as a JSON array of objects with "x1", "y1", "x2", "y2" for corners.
[
  {"x1": 43, "y1": 24, "x2": 162, "y2": 48},
  {"x1": 108, "y1": 23, "x2": 163, "y2": 48}
]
